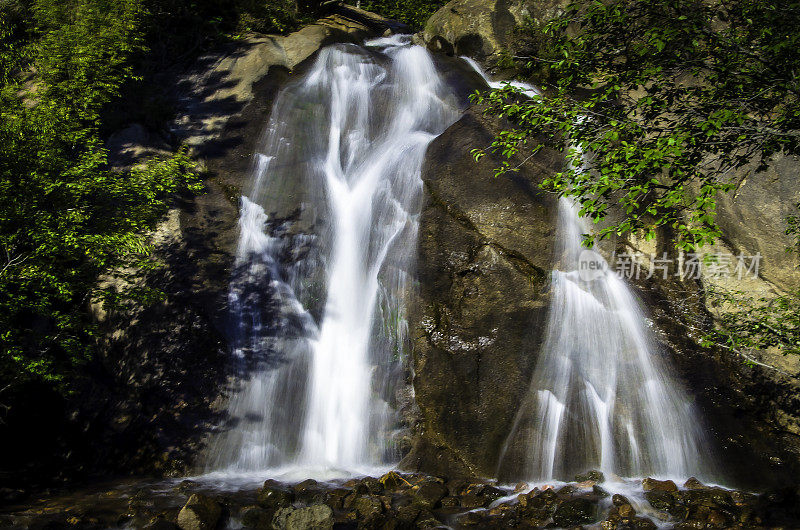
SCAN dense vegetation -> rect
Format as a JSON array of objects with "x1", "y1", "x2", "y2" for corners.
[
  {"x1": 360, "y1": 0, "x2": 446, "y2": 29},
  {"x1": 0, "y1": 0, "x2": 204, "y2": 402},
  {"x1": 474, "y1": 0, "x2": 800, "y2": 250},
  {"x1": 473, "y1": 0, "x2": 800, "y2": 361},
  {"x1": 0, "y1": 0, "x2": 332, "y2": 417}
]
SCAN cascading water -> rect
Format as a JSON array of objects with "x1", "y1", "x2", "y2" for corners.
[
  {"x1": 202, "y1": 35, "x2": 462, "y2": 478},
  {"x1": 459, "y1": 58, "x2": 713, "y2": 483},
  {"x1": 498, "y1": 197, "x2": 712, "y2": 482}
]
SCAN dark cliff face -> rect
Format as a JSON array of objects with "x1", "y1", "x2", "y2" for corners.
[{"x1": 402, "y1": 109, "x2": 560, "y2": 478}]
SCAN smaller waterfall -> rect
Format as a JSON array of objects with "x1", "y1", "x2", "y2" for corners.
[
  {"x1": 460, "y1": 58, "x2": 713, "y2": 482},
  {"x1": 500, "y1": 198, "x2": 712, "y2": 481}
]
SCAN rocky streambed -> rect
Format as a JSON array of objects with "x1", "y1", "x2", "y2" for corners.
[{"x1": 3, "y1": 471, "x2": 800, "y2": 529}]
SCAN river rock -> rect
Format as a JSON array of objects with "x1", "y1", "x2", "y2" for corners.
[
  {"x1": 440, "y1": 496, "x2": 461, "y2": 509},
  {"x1": 256, "y1": 482, "x2": 294, "y2": 511},
  {"x1": 272, "y1": 504, "x2": 333, "y2": 530},
  {"x1": 379, "y1": 471, "x2": 409, "y2": 492},
  {"x1": 287, "y1": 504, "x2": 333, "y2": 530},
  {"x1": 176, "y1": 494, "x2": 221, "y2": 530},
  {"x1": 552, "y1": 497, "x2": 598, "y2": 527},
  {"x1": 144, "y1": 519, "x2": 181, "y2": 530},
  {"x1": 240, "y1": 506, "x2": 272, "y2": 529},
  {"x1": 612, "y1": 493, "x2": 630, "y2": 506},
  {"x1": 683, "y1": 477, "x2": 706, "y2": 490},
  {"x1": 642, "y1": 477, "x2": 679, "y2": 493},
  {"x1": 412, "y1": 480, "x2": 448, "y2": 509},
  {"x1": 645, "y1": 490, "x2": 675, "y2": 511},
  {"x1": 575, "y1": 470, "x2": 605, "y2": 483},
  {"x1": 352, "y1": 494, "x2": 384, "y2": 518}
]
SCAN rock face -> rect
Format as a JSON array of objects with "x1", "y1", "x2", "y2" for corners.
[
  {"x1": 402, "y1": 108, "x2": 560, "y2": 478},
  {"x1": 423, "y1": 0, "x2": 567, "y2": 60}
]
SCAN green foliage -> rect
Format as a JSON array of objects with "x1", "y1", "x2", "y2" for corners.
[
  {"x1": 473, "y1": 0, "x2": 800, "y2": 249},
  {"x1": 703, "y1": 286, "x2": 800, "y2": 365},
  {"x1": 360, "y1": 0, "x2": 447, "y2": 29},
  {"x1": 0, "y1": 0, "x2": 200, "y2": 393}
]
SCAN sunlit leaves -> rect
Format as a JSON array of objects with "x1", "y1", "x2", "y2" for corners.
[
  {"x1": 474, "y1": 0, "x2": 800, "y2": 250},
  {"x1": 0, "y1": 0, "x2": 201, "y2": 392}
]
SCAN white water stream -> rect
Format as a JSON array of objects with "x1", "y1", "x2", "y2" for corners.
[
  {"x1": 201, "y1": 36, "x2": 462, "y2": 479},
  {"x1": 498, "y1": 198, "x2": 712, "y2": 482}
]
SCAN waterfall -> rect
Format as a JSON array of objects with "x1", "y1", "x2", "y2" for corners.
[
  {"x1": 499, "y1": 198, "x2": 712, "y2": 481},
  {"x1": 459, "y1": 58, "x2": 713, "y2": 482},
  {"x1": 201, "y1": 35, "x2": 462, "y2": 478}
]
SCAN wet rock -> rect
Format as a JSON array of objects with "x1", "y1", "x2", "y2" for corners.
[
  {"x1": 172, "y1": 480, "x2": 197, "y2": 495},
  {"x1": 272, "y1": 506, "x2": 293, "y2": 529},
  {"x1": 256, "y1": 483, "x2": 294, "y2": 511},
  {"x1": 276, "y1": 504, "x2": 333, "y2": 530},
  {"x1": 557, "y1": 484, "x2": 575, "y2": 495},
  {"x1": 618, "y1": 503, "x2": 636, "y2": 518},
  {"x1": 176, "y1": 494, "x2": 222, "y2": 530},
  {"x1": 343, "y1": 476, "x2": 383, "y2": 495},
  {"x1": 459, "y1": 483, "x2": 504, "y2": 508},
  {"x1": 683, "y1": 477, "x2": 705, "y2": 490},
  {"x1": 445, "y1": 477, "x2": 471, "y2": 497},
  {"x1": 240, "y1": 506, "x2": 272, "y2": 529},
  {"x1": 612, "y1": 494, "x2": 630, "y2": 506},
  {"x1": 575, "y1": 470, "x2": 605, "y2": 483},
  {"x1": 552, "y1": 497, "x2": 598, "y2": 527},
  {"x1": 458, "y1": 493, "x2": 487, "y2": 509},
  {"x1": 604, "y1": 501, "x2": 658, "y2": 530},
  {"x1": 415, "y1": 510, "x2": 443, "y2": 528},
  {"x1": 513, "y1": 482, "x2": 529, "y2": 493},
  {"x1": 323, "y1": 488, "x2": 350, "y2": 510},
  {"x1": 395, "y1": 504, "x2": 421, "y2": 523},
  {"x1": 379, "y1": 471, "x2": 409, "y2": 492},
  {"x1": 644, "y1": 490, "x2": 675, "y2": 511},
  {"x1": 642, "y1": 477, "x2": 678, "y2": 493},
  {"x1": 292, "y1": 479, "x2": 318, "y2": 494},
  {"x1": 361, "y1": 477, "x2": 383, "y2": 495},
  {"x1": 380, "y1": 515, "x2": 415, "y2": 530},
  {"x1": 456, "y1": 510, "x2": 486, "y2": 526},
  {"x1": 679, "y1": 487, "x2": 734, "y2": 509},
  {"x1": 440, "y1": 496, "x2": 460, "y2": 509},
  {"x1": 406, "y1": 109, "x2": 558, "y2": 480},
  {"x1": 352, "y1": 495, "x2": 384, "y2": 519},
  {"x1": 730, "y1": 489, "x2": 757, "y2": 506},
  {"x1": 412, "y1": 480, "x2": 447, "y2": 509},
  {"x1": 593, "y1": 484, "x2": 610, "y2": 498}
]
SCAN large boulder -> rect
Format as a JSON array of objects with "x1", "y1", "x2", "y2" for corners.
[
  {"x1": 401, "y1": 108, "x2": 559, "y2": 478},
  {"x1": 423, "y1": 0, "x2": 567, "y2": 59}
]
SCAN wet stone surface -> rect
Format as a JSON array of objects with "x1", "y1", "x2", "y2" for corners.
[{"x1": 2, "y1": 472, "x2": 800, "y2": 529}]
